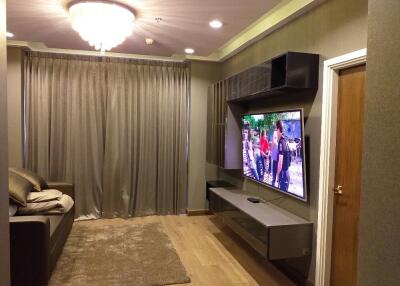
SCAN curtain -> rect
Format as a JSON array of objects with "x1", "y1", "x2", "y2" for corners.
[{"x1": 24, "y1": 52, "x2": 189, "y2": 219}]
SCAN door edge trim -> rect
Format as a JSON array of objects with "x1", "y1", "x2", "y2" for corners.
[{"x1": 315, "y1": 48, "x2": 367, "y2": 286}]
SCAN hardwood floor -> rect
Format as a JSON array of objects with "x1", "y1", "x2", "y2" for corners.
[{"x1": 143, "y1": 215, "x2": 295, "y2": 286}]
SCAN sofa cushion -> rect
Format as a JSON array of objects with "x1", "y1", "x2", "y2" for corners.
[
  {"x1": 9, "y1": 171, "x2": 33, "y2": 207},
  {"x1": 10, "y1": 167, "x2": 48, "y2": 192}
]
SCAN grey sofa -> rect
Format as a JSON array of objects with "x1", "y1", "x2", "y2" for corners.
[{"x1": 9, "y1": 182, "x2": 75, "y2": 286}]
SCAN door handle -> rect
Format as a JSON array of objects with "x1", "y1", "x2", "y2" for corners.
[{"x1": 333, "y1": 185, "x2": 343, "y2": 195}]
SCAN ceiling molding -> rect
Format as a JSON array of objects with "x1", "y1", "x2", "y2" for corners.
[{"x1": 7, "y1": 0, "x2": 325, "y2": 63}]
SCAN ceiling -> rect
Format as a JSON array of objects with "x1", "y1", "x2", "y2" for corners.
[
  {"x1": 7, "y1": 0, "x2": 283, "y2": 57},
  {"x1": 7, "y1": 0, "x2": 323, "y2": 60}
]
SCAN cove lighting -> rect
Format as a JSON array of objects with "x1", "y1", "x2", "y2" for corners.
[{"x1": 69, "y1": 1, "x2": 135, "y2": 52}]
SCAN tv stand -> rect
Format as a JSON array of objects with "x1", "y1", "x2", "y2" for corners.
[{"x1": 208, "y1": 187, "x2": 313, "y2": 260}]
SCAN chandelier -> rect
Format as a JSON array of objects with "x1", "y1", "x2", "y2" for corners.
[{"x1": 69, "y1": 1, "x2": 135, "y2": 52}]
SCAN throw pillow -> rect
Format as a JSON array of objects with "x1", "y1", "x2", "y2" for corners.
[
  {"x1": 9, "y1": 171, "x2": 33, "y2": 207},
  {"x1": 9, "y1": 167, "x2": 47, "y2": 192}
]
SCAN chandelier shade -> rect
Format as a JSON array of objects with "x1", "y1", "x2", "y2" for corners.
[{"x1": 69, "y1": 1, "x2": 135, "y2": 52}]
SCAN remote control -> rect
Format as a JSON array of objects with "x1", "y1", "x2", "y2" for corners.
[{"x1": 247, "y1": 197, "x2": 261, "y2": 203}]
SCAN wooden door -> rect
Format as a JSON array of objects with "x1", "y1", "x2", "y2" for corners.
[{"x1": 330, "y1": 64, "x2": 366, "y2": 286}]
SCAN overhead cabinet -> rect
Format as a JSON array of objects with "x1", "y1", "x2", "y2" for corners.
[{"x1": 228, "y1": 52, "x2": 319, "y2": 102}]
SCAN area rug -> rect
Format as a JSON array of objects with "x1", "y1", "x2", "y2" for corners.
[{"x1": 49, "y1": 219, "x2": 190, "y2": 286}]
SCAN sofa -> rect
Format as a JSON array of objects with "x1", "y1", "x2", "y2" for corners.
[{"x1": 9, "y1": 182, "x2": 75, "y2": 286}]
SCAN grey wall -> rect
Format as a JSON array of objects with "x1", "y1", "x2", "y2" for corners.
[
  {"x1": 188, "y1": 61, "x2": 221, "y2": 210},
  {"x1": 7, "y1": 47, "x2": 23, "y2": 168},
  {"x1": 358, "y1": 1, "x2": 400, "y2": 285},
  {"x1": 0, "y1": 0, "x2": 11, "y2": 285},
  {"x1": 221, "y1": 0, "x2": 367, "y2": 79},
  {"x1": 214, "y1": 0, "x2": 368, "y2": 282}
]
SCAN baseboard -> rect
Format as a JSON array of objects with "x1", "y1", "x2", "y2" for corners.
[{"x1": 186, "y1": 209, "x2": 213, "y2": 216}]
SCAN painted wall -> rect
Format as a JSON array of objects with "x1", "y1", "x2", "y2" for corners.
[
  {"x1": 215, "y1": 0, "x2": 368, "y2": 282},
  {"x1": 0, "y1": 0, "x2": 11, "y2": 285},
  {"x1": 7, "y1": 47, "x2": 23, "y2": 168},
  {"x1": 358, "y1": 1, "x2": 400, "y2": 285},
  {"x1": 188, "y1": 61, "x2": 221, "y2": 210}
]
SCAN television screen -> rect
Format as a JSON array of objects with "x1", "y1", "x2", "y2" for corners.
[{"x1": 242, "y1": 109, "x2": 307, "y2": 201}]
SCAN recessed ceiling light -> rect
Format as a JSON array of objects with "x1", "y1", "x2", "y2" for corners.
[
  {"x1": 145, "y1": 38, "x2": 154, "y2": 45},
  {"x1": 209, "y1": 20, "x2": 223, "y2": 29},
  {"x1": 185, "y1": 48, "x2": 195, "y2": 54},
  {"x1": 6, "y1": 32, "x2": 14, "y2": 38}
]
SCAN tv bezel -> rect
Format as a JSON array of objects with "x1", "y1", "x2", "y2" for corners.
[{"x1": 241, "y1": 108, "x2": 308, "y2": 202}]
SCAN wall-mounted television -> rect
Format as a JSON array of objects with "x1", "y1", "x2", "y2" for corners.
[{"x1": 242, "y1": 109, "x2": 307, "y2": 201}]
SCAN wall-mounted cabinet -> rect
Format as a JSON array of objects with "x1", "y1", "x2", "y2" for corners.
[
  {"x1": 227, "y1": 62, "x2": 272, "y2": 101},
  {"x1": 206, "y1": 51, "x2": 319, "y2": 170},
  {"x1": 271, "y1": 52, "x2": 319, "y2": 89},
  {"x1": 228, "y1": 52, "x2": 319, "y2": 103}
]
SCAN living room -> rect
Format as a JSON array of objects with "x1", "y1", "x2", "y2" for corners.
[{"x1": 0, "y1": 0, "x2": 399, "y2": 286}]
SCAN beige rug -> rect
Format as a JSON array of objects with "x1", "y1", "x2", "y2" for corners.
[{"x1": 49, "y1": 219, "x2": 190, "y2": 286}]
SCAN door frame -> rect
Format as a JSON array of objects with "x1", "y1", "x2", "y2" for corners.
[{"x1": 314, "y1": 48, "x2": 367, "y2": 286}]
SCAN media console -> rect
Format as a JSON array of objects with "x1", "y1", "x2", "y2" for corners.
[{"x1": 208, "y1": 187, "x2": 313, "y2": 260}]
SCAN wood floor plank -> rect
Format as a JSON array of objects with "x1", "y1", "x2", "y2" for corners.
[{"x1": 158, "y1": 215, "x2": 295, "y2": 286}]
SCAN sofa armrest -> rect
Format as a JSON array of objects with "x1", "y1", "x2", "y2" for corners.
[
  {"x1": 10, "y1": 216, "x2": 50, "y2": 286},
  {"x1": 46, "y1": 182, "x2": 75, "y2": 200}
]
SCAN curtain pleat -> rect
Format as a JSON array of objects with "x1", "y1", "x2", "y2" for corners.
[{"x1": 24, "y1": 52, "x2": 189, "y2": 219}]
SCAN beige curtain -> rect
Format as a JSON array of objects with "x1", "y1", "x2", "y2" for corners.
[{"x1": 24, "y1": 52, "x2": 189, "y2": 219}]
